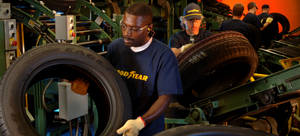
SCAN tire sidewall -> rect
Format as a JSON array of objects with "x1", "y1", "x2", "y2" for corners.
[{"x1": 0, "y1": 44, "x2": 131, "y2": 136}]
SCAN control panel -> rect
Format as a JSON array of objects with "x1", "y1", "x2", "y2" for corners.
[
  {"x1": 0, "y1": 19, "x2": 17, "y2": 76},
  {"x1": 55, "y1": 15, "x2": 76, "y2": 41},
  {"x1": 0, "y1": 3, "x2": 11, "y2": 19},
  {"x1": 3, "y1": 19, "x2": 17, "y2": 50}
]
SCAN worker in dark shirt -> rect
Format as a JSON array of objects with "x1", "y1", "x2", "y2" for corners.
[
  {"x1": 243, "y1": 2, "x2": 262, "y2": 29},
  {"x1": 220, "y1": 3, "x2": 259, "y2": 50},
  {"x1": 243, "y1": 2, "x2": 273, "y2": 31},
  {"x1": 258, "y1": 4, "x2": 275, "y2": 48},
  {"x1": 106, "y1": 3, "x2": 183, "y2": 136},
  {"x1": 169, "y1": 2, "x2": 212, "y2": 57}
]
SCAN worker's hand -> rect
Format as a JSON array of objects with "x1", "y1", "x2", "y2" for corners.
[
  {"x1": 117, "y1": 116, "x2": 146, "y2": 136},
  {"x1": 71, "y1": 78, "x2": 89, "y2": 95},
  {"x1": 266, "y1": 17, "x2": 273, "y2": 23}
]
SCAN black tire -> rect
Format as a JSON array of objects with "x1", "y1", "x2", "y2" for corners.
[
  {"x1": 270, "y1": 13, "x2": 290, "y2": 39},
  {"x1": 177, "y1": 31, "x2": 258, "y2": 104},
  {"x1": 154, "y1": 124, "x2": 274, "y2": 136},
  {"x1": 0, "y1": 44, "x2": 131, "y2": 136}
]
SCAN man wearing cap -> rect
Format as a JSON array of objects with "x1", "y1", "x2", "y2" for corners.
[
  {"x1": 258, "y1": 4, "x2": 275, "y2": 48},
  {"x1": 243, "y1": 2, "x2": 272, "y2": 32},
  {"x1": 243, "y1": 2, "x2": 263, "y2": 30},
  {"x1": 220, "y1": 3, "x2": 259, "y2": 50},
  {"x1": 169, "y1": 2, "x2": 212, "y2": 57}
]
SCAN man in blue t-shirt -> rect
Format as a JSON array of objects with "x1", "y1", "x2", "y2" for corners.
[{"x1": 106, "y1": 3, "x2": 183, "y2": 136}]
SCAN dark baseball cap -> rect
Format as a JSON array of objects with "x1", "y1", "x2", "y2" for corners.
[
  {"x1": 262, "y1": 4, "x2": 270, "y2": 9},
  {"x1": 247, "y1": 2, "x2": 258, "y2": 10},
  {"x1": 183, "y1": 3, "x2": 202, "y2": 20}
]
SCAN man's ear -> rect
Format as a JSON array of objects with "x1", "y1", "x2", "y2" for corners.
[
  {"x1": 148, "y1": 24, "x2": 154, "y2": 32},
  {"x1": 147, "y1": 24, "x2": 155, "y2": 37}
]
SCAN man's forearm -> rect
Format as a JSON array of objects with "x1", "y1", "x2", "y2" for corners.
[
  {"x1": 261, "y1": 22, "x2": 270, "y2": 31},
  {"x1": 142, "y1": 94, "x2": 171, "y2": 124},
  {"x1": 171, "y1": 48, "x2": 181, "y2": 57}
]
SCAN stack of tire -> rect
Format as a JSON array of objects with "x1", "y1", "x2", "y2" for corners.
[{"x1": 202, "y1": 0, "x2": 231, "y2": 17}]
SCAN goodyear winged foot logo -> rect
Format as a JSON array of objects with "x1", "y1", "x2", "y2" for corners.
[{"x1": 117, "y1": 70, "x2": 149, "y2": 81}]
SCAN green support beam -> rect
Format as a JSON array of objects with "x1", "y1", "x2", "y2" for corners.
[
  {"x1": 0, "y1": 21, "x2": 6, "y2": 77},
  {"x1": 24, "y1": 0, "x2": 54, "y2": 18},
  {"x1": 193, "y1": 64, "x2": 300, "y2": 122},
  {"x1": 77, "y1": 0, "x2": 121, "y2": 39}
]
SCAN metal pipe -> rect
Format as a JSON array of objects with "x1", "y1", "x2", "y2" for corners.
[
  {"x1": 21, "y1": 23, "x2": 25, "y2": 54},
  {"x1": 253, "y1": 73, "x2": 269, "y2": 78},
  {"x1": 291, "y1": 127, "x2": 300, "y2": 133},
  {"x1": 259, "y1": 48, "x2": 288, "y2": 58},
  {"x1": 76, "y1": 39, "x2": 109, "y2": 46},
  {"x1": 42, "y1": 79, "x2": 54, "y2": 112},
  {"x1": 69, "y1": 121, "x2": 73, "y2": 136},
  {"x1": 97, "y1": 51, "x2": 107, "y2": 55},
  {"x1": 75, "y1": 118, "x2": 79, "y2": 136},
  {"x1": 76, "y1": 29, "x2": 102, "y2": 34},
  {"x1": 83, "y1": 116, "x2": 88, "y2": 136},
  {"x1": 45, "y1": 21, "x2": 93, "y2": 26}
]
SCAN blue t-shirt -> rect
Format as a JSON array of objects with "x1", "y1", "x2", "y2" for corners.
[
  {"x1": 243, "y1": 13, "x2": 263, "y2": 29},
  {"x1": 106, "y1": 38, "x2": 183, "y2": 136}
]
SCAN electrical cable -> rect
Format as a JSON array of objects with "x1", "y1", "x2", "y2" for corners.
[{"x1": 42, "y1": 79, "x2": 54, "y2": 112}]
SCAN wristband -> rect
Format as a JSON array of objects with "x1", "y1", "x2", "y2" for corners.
[{"x1": 138, "y1": 116, "x2": 146, "y2": 127}]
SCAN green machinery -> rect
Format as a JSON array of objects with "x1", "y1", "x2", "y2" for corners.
[
  {"x1": 1, "y1": 0, "x2": 231, "y2": 75},
  {"x1": 164, "y1": 27, "x2": 300, "y2": 135},
  {"x1": 7, "y1": 0, "x2": 230, "y2": 49},
  {"x1": 10, "y1": 0, "x2": 120, "y2": 47},
  {"x1": 165, "y1": 63, "x2": 300, "y2": 135},
  {"x1": 0, "y1": 1, "x2": 17, "y2": 77},
  {"x1": 1, "y1": 0, "x2": 299, "y2": 135}
]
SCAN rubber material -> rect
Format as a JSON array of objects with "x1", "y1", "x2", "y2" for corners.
[
  {"x1": 270, "y1": 13, "x2": 290, "y2": 35},
  {"x1": 0, "y1": 43, "x2": 132, "y2": 136},
  {"x1": 177, "y1": 31, "x2": 258, "y2": 105},
  {"x1": 155, "y1": 124, "x2": 274, "y2": 136}
]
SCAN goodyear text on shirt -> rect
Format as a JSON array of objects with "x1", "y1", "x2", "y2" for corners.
[{"x1": 117, "y1": 70, "x2": 149, "y2": 81}]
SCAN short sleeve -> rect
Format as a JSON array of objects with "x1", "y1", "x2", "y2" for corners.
[{"x1": 156, "y1": 50, "x2": 183, "y2": 96}]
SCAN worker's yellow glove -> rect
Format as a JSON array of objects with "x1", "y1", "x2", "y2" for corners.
[
  {"x1": 180, "y1": 43, "x2": 193, "y2": 52},
  {"x1": 117, "y1": 116, "x2": 146, "y2": 136},
  {"x1": 266, "y1": 17, "x2": 273, "y2": 23}
]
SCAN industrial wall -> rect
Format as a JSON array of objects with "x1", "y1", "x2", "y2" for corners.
[{"x1": 222, "y1": 0, "x2": 300, "y2": 32}]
